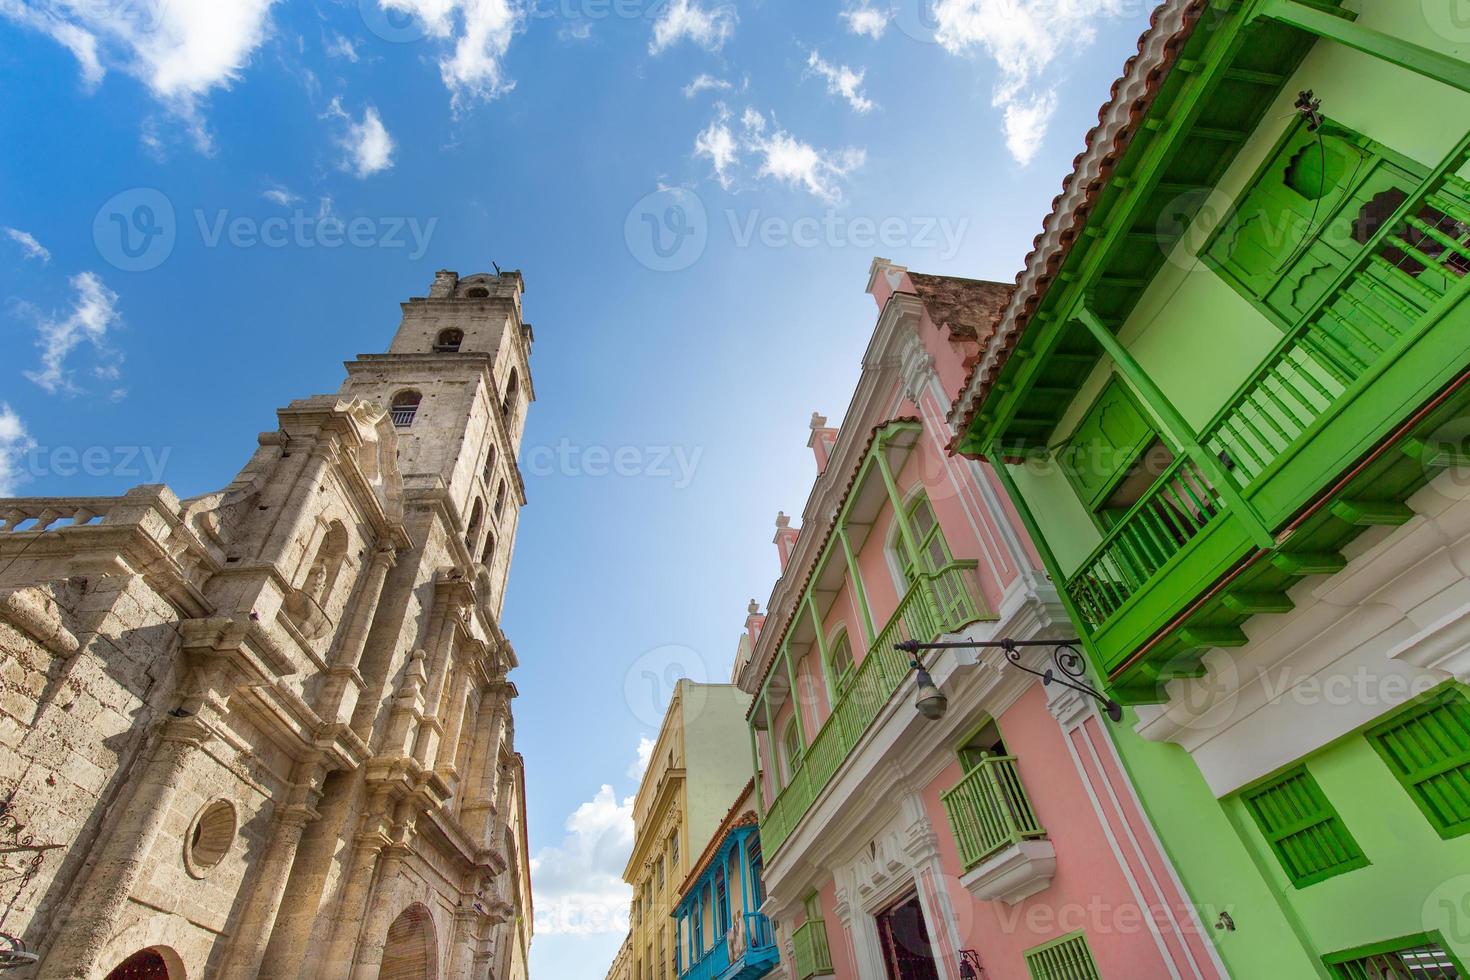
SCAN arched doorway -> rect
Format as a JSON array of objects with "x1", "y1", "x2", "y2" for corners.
[
  {"x1": 103, "y1": 948, "x2": 173, "y2": 980},
  {"x1": 378, "y1": 903, "x2": 437, "y2": 980}
]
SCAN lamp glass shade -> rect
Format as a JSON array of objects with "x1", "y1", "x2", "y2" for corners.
[{"x1": 914, "y1": 666, "x2": 947, "y2": 720}]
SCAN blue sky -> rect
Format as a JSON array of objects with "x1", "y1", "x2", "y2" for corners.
[{"x1": 0, "y1": 0, "x2": 1155, "y2": 973}]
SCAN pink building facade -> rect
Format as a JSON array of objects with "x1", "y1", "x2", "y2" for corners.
[{"x1": 733, "y1": 260, "x2": 1225, "y2": 980}]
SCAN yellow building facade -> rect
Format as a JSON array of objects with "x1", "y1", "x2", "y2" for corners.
[{"x1": 622, "y1": 680, "x2": 750, "y2": 980}]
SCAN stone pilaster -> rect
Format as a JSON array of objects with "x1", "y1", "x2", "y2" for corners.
[
  {"x1": 36, "y1": 715, "x2": 211, "y2": 980},
  {"x1": 317, "y1": 545, "x2": 397, "y2": 726}
]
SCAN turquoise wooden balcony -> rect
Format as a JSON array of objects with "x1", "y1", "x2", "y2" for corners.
[
  {"x1": 940, "y1": 756, "x2": 1046, "y2": 870},
  {"x1": 791, "y1": 919, "x2": 834, "y2": 979},
  {"x1": 759, "y1": 561, "x2": 984, "y2": 857},
  {"x1": 1052, "y1": 160, "x2": 1470, "y2": 701},
  {"x1": 680, "y1": 913, "x2": 777, "y2": 980}
]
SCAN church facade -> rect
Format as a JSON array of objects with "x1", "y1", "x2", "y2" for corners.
[{"x1": 0, "y1": 269, "x2": 535, "y2": 979}]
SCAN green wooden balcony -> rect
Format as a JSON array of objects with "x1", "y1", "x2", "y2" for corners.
[
  {"x1": 760, "y1": 561, "x2": 983, "y2": 857},
  {"x1": 940, "y1": 756, "x2": 1046, "y2": 870},
  {"x1": 791, "y1": 919, "x2": 834, "y2": 979},
  {"x1": 1063, "y1": 165, "x2": 1470, "y2": 700}
]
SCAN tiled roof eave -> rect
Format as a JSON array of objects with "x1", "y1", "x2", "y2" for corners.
[{"x1": 946, "y1": 0, "x2": 1210, "y2": 450}]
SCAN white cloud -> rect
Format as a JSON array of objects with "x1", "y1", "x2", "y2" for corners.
[
  {"x1": 0, "y1": 0, "x2": 277, "y2": 150},
  {"x1": 4, "y1": 227, "x2": 50, "y2": 262},
  {"x1": 649, "y1": 0, "x2": 735, "y2": 54},
  {"x1": 805, "y1": 49, "x2": 875, "y2": 113},
  {"x1": 0, "y1": 404, "x2": 35, "y2": 497},
  {"x1": 694, "y1": 104, "x2": 865, "y2": 202},
  {"x1": 23, "y1": 271, "x2": 123, "y2": 396},
  {"x1": 530, "y1": 740, "x2": 653, "y2": 937},
  {"x1": 324, "y1": 31, "x2": 360, "y2": 62},
  {"x1": 840, "y1": 3, "x2": 890, "y2": 39},
  {"x1": 627, "y1": 736, "x2": 655, "y2": 780},
  {"x1": 683, "y1": 73, "x2": 732, "y2": 99},
  {"x1": 931, "y1": 0, "x2": 1118, "y2": 164},
  {"x1": 1001, "y1": 90, "x2": 1057, "y2": 167},
  {"x1": 379, "y1": 0, "x2": 523, "y2": 107},
  {"x1": 693, "y1": 107, "x2": 738, "y2": 188},
  {"x1": 261, "y1": 180, "x2": 299, "y2": 206},
  {"x1": 328, "y1": 98, "x2": 395, "y2": 177}
]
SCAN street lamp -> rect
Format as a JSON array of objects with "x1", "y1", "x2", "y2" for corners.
[{"x1": 895, "y1": 637, "x2": 1124, "y2": 724}]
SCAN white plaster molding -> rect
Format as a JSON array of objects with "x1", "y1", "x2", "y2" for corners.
[
  {"x1": 1385, "y1": 599, "x2": 1470, "y2": 683},
  {"x1": 957, "y1": 840, "x2": 1057, "y2": 905},
  {"x1": 1136, "y1": 472, "x2": 1470, "y2": 796}
]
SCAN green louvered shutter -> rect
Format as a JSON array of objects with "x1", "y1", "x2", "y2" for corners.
[
  {"x1": 1242, "y1": 766, "x2": 1367, "y2": 888},
  {"x1": 1367, "y1": 688, "x2": 1470, "y2": 839},
  {"x1": 1024, "y1": 932, "x2": 1101, "y2": 980}
]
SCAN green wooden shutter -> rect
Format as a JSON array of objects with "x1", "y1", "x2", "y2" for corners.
[
  {"x1": 1060, "y1": 378, "x2": 1156, "y2": 512},
  {"x1": 1367, "y1": 687, "x2": 1470, "y2": 839},
  {"x1": 1324, "y1": 932, "x2": 1467, "y2": 979},
  {"x1": 1242, "y1": 766, "x2": 1367, "y2": 888},
  {"x1": 1024, "y1": 932, "x2": 1101, "y2": 980}
]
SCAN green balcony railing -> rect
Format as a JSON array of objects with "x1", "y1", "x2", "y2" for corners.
[
  {"x1": 791, "y1": 919, "x2": 834, "y2": 979},
  {"x1": 761, "y1": 561, "x2": 984, "y2": 857},
  {"x1": 1064, "y1": 457, "x2": 1223, "y2": 628},
  {"x1": 940, "y1": 755, "x2": 1046, "y2": 870},
  {"x1": 1064, "y1": 167, "x2": 1470, "y2": 641}
]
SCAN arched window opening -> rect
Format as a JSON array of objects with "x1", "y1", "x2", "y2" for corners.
[
  {"x1": 465, "y1": 498, "x2": 485, "y2": 554},
  {"x1": 895, "y1": 493, "x2": 953, "y2": 589},
  {"x1": 779, "y1": 719, "x2": 802, "y2": 787},
  {"x1": 390, "y1": 390, "x2": 421, "y2": 428},
  {"x1": 480, "y1": 531, "x2": 495, "y2": 567},
  {"x1": 464, "y1": 286, "x2": 490, "y2": 298},
  {"x1": 827, "y1": 629, "x2": 854, "y2": 694},
  {"x1": 378, "y1": 904, "x2": 436, "y2": 980},
  {"x1": 501, "y1": 369, "x2": 519, "y2": 420},
  {"x1": 304, "y1": 521, "x2": 349, "y2": 608},
  {"x1": 482, "y1": 443, "x2": 497, "y2": 484},
  {"x1": 494, "y1": 480, "x2": 507, "y2": 520},
  {"x1": 104, "y1": 949, "x2": 174, "y2": 980},
  {"x1": 433, "y1": 328, "x2": 463, "y2": 353}
]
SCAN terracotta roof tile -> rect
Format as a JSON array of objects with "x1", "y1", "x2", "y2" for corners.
[{"x1": 676, "y1": 781, "x2": 757, "y2": 899}]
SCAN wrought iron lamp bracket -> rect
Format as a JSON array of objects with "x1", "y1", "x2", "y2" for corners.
[{"x1": 894, "y1": 637, "x2": 1124, "y2": 723}]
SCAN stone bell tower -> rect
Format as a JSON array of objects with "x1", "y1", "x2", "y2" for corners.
[
  {"x1": 0, "y1": 269, "x2": 535, "y2": 980},
  {"x1": 338, "y1": 268, "x2": 534, "y2": 618}
]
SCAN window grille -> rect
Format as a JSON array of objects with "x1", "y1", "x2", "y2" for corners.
[{"x1": 1325, "y1": 933, "x2": 1464, "y2": 979}]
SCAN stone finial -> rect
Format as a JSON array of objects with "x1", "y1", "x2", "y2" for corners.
[
  {"x1": 807, "y1": 414, "x2": 839, "y2": 475},
  {"x1": 866, "y1": 256, "x2": 910, "y2": 310},
  {"x1": 747, "y1": 599, "x2": 759, "y2": 615},
  {"x1": 773, "y1": 514, "x2": 799, "y2": 570}
]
